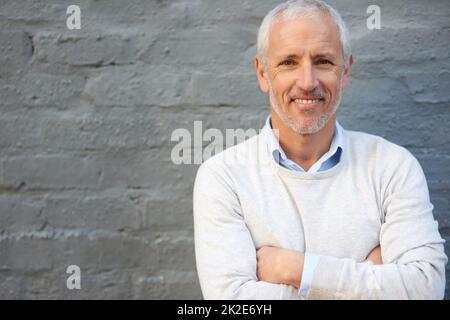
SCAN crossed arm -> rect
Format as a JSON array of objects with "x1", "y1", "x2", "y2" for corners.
[
  {"x1": 194, "y1": 157, "x2": 447, "y2": 299},
  {"x1": 256, "y1": 245, "x2": 383, "y2": 289}
]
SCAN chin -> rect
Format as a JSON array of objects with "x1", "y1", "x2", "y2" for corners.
[{"x1": 289, "y1": 114, "x2": 331, "y2": 135}]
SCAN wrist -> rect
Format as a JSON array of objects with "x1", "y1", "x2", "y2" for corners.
[{"x1": 284, "y1": 251, "x2": 304, "y2": 288}]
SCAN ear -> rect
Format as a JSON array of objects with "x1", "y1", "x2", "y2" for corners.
[
  {"x1": 255, "y1": 56, "x2": 270, "y2": 93},
  {"x1": 341, "y1": 54, "x2": 353, "y2": 89}
]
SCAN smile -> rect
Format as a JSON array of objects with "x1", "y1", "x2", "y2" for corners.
[{"x1": 293, "y1": 99, "x2": 321, "y2": 104}]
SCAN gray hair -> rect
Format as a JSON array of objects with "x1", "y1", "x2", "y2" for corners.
[{"x1": 257, "y1": 0, "x2": 351, "y2": 69}]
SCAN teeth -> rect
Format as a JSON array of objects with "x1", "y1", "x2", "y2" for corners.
[{"x1": 293, "y1": 99, "x2": 320, "y2": 104}]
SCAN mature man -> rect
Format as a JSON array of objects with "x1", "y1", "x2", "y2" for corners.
[{"x1": 193, "y1": 0, "x2": 447, "y2": 299}]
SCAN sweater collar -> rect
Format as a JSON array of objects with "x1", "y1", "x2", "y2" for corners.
[{"x1": 262, "y1": 114, "x2": 344, "y2": 172}]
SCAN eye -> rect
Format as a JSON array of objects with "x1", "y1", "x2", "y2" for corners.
[
  {"x1": 279, "y1": 59, "x2": 296, "y2": 66},
  {"x1": 317, "y1": 59, "x2": 333, "y2": 65}
]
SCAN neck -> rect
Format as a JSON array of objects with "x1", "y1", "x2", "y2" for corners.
[{"x1": 271, "y1": 111, "x2": 336, "y2": 172}]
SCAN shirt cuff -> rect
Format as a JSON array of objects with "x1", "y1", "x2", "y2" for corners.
[{"x1": 298, "y1": 252, "x2": 320, "y2": 298}]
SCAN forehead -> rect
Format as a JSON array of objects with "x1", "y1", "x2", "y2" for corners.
[{"x1": 268, "y1": 12, "x2": 342, "y2": 58}]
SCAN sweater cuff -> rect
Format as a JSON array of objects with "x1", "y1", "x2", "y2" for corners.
[
  {"x1": 307, "y1": 254, "x2": 346, "y2": 299},
  {"x1": 298, "y1": 252, "x2": 319, "y2": 297}
]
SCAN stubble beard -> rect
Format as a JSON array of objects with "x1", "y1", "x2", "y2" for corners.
[{"x1": 268, "y1": 81, "x2": 341, "y2": 135}]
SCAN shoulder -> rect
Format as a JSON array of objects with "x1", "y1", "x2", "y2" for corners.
[
  {"x1": 344, "y1": 129, "x2": 424, "y2": 177},
  {"x1": 345, "y1": 129, "x2": 416, "y2": 162},
  {"x1": 194, "y1": 134, "x2": 263, "y2": 188},
  {"x1": 198, "y1": 134, "x2": 262, "y2": 173}
]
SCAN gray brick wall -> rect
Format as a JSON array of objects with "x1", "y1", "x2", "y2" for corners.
[{"x1": 0, "y1": 0, "x2": 449, "y2": 299}]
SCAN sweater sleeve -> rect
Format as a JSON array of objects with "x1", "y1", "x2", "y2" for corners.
[
  {"x1": 193, "y1": 162, "x2": 300, "y2": 300},
  {"x1": 306, "y1": 150, "x2": 448, "y2": 299}
]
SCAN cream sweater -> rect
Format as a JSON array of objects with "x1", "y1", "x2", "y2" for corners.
[{"x1": 193, "y1": 128, "x2": 447, "y2": 299}]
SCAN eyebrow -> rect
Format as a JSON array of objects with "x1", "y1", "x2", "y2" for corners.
[
  {"x1": 314, "y1": 53, "x2": 337, "y2": 60},
  {"x1": 275, "y1": 52, "x2": 338, "y2": 61},
  {"x1": 275, "y1": 54, "x2": 300, "y2": 61}
]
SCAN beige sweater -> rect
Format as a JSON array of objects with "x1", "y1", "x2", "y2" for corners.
[{"x1": 193, "y1": 128, "x2": 447, "y2": 299}]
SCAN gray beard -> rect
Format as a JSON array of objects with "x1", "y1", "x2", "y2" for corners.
[{"x1": 268, "y1": 82, "x2": 341, "y2": 135}]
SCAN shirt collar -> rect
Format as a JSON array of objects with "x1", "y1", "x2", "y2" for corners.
[{"x1": 262, "y1": 115, "x2": 344, "y2": 170}]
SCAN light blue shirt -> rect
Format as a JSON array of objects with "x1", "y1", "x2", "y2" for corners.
[
  {"x1": 262, "y1": 115, "x2": 344, "y2": 297},
  {"x1": 262, "y1": 115, "x2": 344, "y2": 173}
]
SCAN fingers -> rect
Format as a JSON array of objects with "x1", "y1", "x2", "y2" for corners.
[{"x1": 365, "y1": 244, "x2": 383, "y2": 265}]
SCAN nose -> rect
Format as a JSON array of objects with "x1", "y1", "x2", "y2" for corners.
[{"x1": 295, "y1": 61, "x2": 318, "y2": 92}]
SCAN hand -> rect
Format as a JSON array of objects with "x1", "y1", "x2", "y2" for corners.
[
  {"x1": 365, "y1": 245, "x2": 383, "y2": 265},
  {"x1": 256, "y1": 246, "x2": 304, "y2": 288}
]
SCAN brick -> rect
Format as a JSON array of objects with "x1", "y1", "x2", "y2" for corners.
[
  {"x1": 352, "y1": 26, "x2": 450, "y2": 64},
  {"x1": 0, "y1": 238, "x2": 53, "y2": 271},
  {"x1": 3, "y1": 155, "x2": 102, "y2": 189},
  {"x1": 0, "y1": 105, "x2": 268, "y2": 153},
  {"x1": 35, "y1": 32, "x2": 138, "y2": 66},
  {"x1": 0, "y1": 80, "x2": 21, "y2": 107},
  {"x1": 20, "y1": 272, "x2": 63, "y2": 299},
  {"x1": 360, "y1": 0, "x2": 450, "y2": 24},
  {"x1": 40, "y1": 109, "x2": 168, "y2": 150},
  {"x1": 145, "y1": 197, "x2": 193, "y2": 230},
  {"x1": 339, "y1": 78, "x2": 413, "y2": 137},
  {"x1": 18, "y1": 73, "x2": 85, "y2": 109},
  {"x1": 165, "y1": 0, "x2": 279, "y2": 24},
  {"x1": 0, "y1": 273, "x2": 21, "y2": 299},
  {"x1": 0, "y1": 32, "x2": 33, "y2": 79},
  {"x1": 155, "y1": 231, "x2": 196, "y2": 271},
  {"x1": 351, "y1": 63, "x2": 450, "y2": 104},
  {"x1": 401, "y1": 70, "x2": 450, "y2": 104},
  {"x1": 99, "y1": 148, "x2": 198, "y2": 192},
  {"x1": 81, "y1": 0, "x2": 158, "y2": 25},
  {"x1": 0, "y1": 1, "x2": 64, "y2": 23},
  {"x1": 396, "y1": 112, "x2": 450, "y2": 151},
  {"x1": 0, "y1": 195, "x2": 46, "y2": 232},
  {"x1": 69, "y1": 268, "x2": 134, "y2": 299},
  {"x1": 166, "y1": 280, "x2": 201, "y2": 299},
  {"x1": 132, "y1": 270, "x2": 201, "y2": 299},
  {"x1": 1, "y1": 110, "x2": 162, "y2": 151},
  {"x1": 43, "y1": 193, "x2": 143, "y2": 231},
  {"x1": 0, "y1": 160, "x2": 4, "y2": 187},
  {"x1": 0, "y1": 268, "x2": 132, "y2": 299},
  {"x1": 73, "y1": 234, "x2": 158, "y2": 272},
  {"x1": 342, "y1": 78, "x2": 412, "y2": 112},
  {"x1": 0, "y1": 272, "x2": 63, "y2": 299},
  {"x1": 84, "y1": 65, "x2": 190, "y2": 107},
  {"x1": 131, "y1": 273, "x2": 167, "y2": 299},
  {"x1": 430, "y1": 190, "x2": 450, "y2": 230},
  {"x1": 415, "y1": 155, "x2": 450, "y2": 188},
  {"x1": 0, "y1": 114, "x2": 42, "y2": 148},
  {"x1": 340, "y1": 106, "x2": 450, "y2": 153},
  {"x1": 1, "y1": 231, "x2": 158, "y2": 278},
  {"x1": 43, "y1": 106, "x2": 268, "y2": 151},
  {"x1": 138, "y1": 23, "x2": 256, "y2": 69},
  {"x1": 190, "y1": 69, "x2": 266, "y2": 106}
]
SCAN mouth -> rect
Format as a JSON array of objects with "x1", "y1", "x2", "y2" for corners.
[{"x1": 290, "y1": 97, "x2": 324, "y2": 110}]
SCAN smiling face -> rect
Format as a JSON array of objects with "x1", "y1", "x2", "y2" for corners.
[{"x1": 256, "y1": 11, "x2": 352, "y2": 135}]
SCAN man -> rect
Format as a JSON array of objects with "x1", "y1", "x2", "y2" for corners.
[{"x1": 193, "y1": 0, "x2": 447, "y2": 299}]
